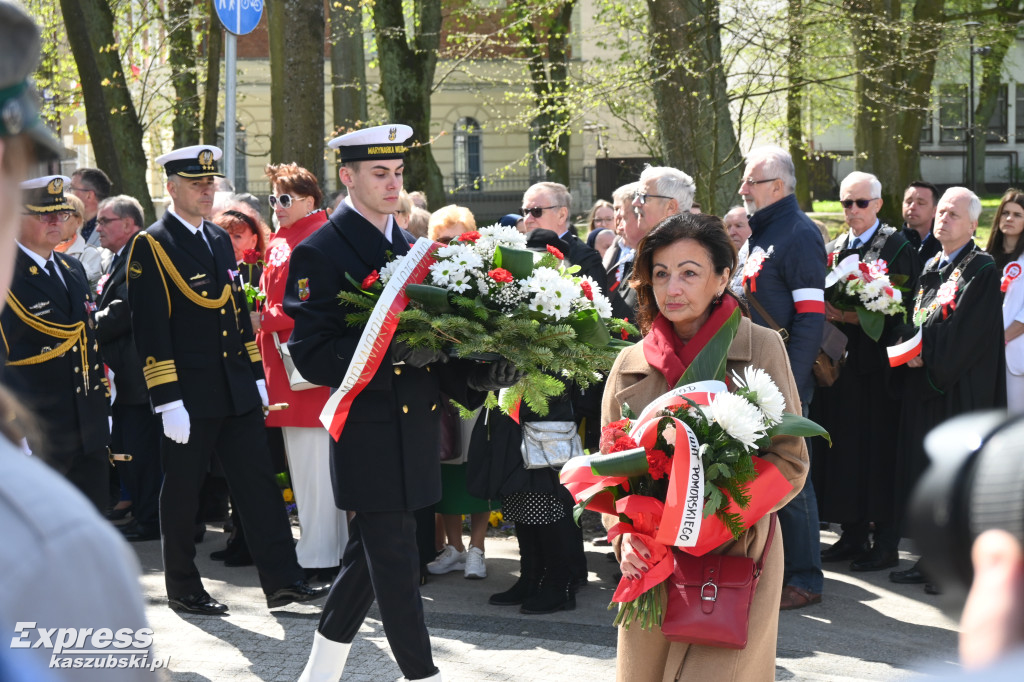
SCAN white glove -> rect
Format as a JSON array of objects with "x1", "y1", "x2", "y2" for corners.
[
  {"x1": 256, "y1": 379, "x2": 269, "y2": 408},
  {"x1": 162, "y1": 405, "x2": 191, "y2": 444}
]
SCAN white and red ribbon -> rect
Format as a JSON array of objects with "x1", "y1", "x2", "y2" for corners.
[
  {"x1": 887, "y1": 328, "x2": 923, "y2": 367},
  {"x1": 319, "y1": 238, "x2": 439, "y2": 440},
  {"x1": 824, "y1": 253, "x2": 860, "y2": 288},
  {"x1": 792, "y1": 288, "x2": 825, "y2": 315},
  {"x1": 1002, "y1": 262, "x2": 1022, "y2": 293}
]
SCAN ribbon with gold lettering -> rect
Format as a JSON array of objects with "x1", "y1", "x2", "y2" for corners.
[{"x1": 320, "y1": 237, "x2": 439, "y2": 440}]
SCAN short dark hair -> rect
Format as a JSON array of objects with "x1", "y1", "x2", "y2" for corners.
[
  {"x1": 629, "y1": 212, "x2": 742, "y2": 335},
  {"x1": 907, "y1": 180, "x2": 939, "y2": 206},
  {"x1": 265, "y1": 162, "x2": 323, "y2": 207},
  {"x1": 72, "y1": 168, "x2": 112, "y2": 199}
]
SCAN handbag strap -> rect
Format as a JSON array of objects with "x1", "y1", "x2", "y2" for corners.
[
  {"x1": 754, "y1": 512, "x2": 778, "y2": 577},
  {"x1": 271, "y1": 331, "x2": 285, "y2": 358},
  {"x1": 744, "y1": 283, "x2": 789, "y2": 344}
]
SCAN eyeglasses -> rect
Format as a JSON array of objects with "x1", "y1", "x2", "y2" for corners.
[
  {"x1": 96, "y1": 216, "x2": 123, "y2": 226},
  {"x1": 521, "y1": 205, "x2": 558, "y2": 218},
  {"x1": 632, "y1": 190, "x2": 672, "y2": 205},
  {"x1": 740, "y1": 177, "x2": 778, "y2": 187},
  {"x1": 840, "y1": 198, "x2": 876, "y2": 209},
  {"x1": 25, "y1": 212, "x2": 72, "y2": 224},
  {"x1": 268, "y1": 194, "x2": 296, "y2": 208}
]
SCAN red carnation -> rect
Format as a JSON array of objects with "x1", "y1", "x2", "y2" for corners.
[
  {"x1": 488, "y1": 268, "x2": 514, "y2": 283},
  {"x1": 600, "y1": 421, "x2": 634, "y2": 454},
  {"x1": 620, "y1": 317, "x2": 630, "y2": 340},
  {"x1": 827, "y1": 252, "x2": 835, "y2": 268},
  {"x1": 612, "y1": 435, "x2": 638, "y2": 452},
  {"x1": 646, "y1": 449, "x2": 671, "y2": 480},
  {"x1": 361, "y1": 270, "x2": 380, "y2": 289},
  {"x1": 546, "y1": 244, "x2": 564, "y2": 260},
  {"x1": 580, "y1": 280, "x2": 594, "y2": 301},
  {"x1": 242, "y1": 248, "x2": 261, "y2": 265},
  {"x1": 457, "y1": 231, "x2": 481, "y2": 243}
]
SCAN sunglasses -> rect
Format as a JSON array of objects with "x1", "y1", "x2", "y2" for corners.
[
  {"x1": 521, "y1": 205, "x2": 557, "y2": 218},
  {"x1": 840, "y1": 198, "x2": 876, "y2": 209},
  {"x1": 269, "y1": 194, "x2": 297, "y2": 208},
  {"x1": 632, "y1": 190, "x2": 672, "y2": 205}
]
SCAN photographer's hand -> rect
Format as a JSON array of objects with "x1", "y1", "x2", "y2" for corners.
[{"x1": 960, "y1": 529, "x2": 1024, "y2": 669}]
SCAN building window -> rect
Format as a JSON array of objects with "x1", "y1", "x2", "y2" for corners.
[
  {"x1": 986, "y1": 84, "x2": 1009, "y2": 143},
  {"x1": 939, "y1": 84, "x2": 967, "y2": 145},
  {"x1": 452, "y1": 117, "x2": 481, "y2": 189},
  {"x1": 920, "y1": 108, "x2": 933, "y2": 144},
  {"x1": 1015, "y1": 83, "x2": 1024, "y2": 140}
]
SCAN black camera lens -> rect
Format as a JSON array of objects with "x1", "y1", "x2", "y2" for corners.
[{"x1": 908, "y1": 410, "x2": 1024, "y2": 608}]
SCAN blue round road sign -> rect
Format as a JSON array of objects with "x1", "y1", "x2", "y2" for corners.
[{"x1": 215, "y1": 0, "x2": 264, "y2": 36}]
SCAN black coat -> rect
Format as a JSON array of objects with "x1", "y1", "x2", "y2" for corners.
[
  {"x1": 126, "y1": 212, "x2": 264, "y2": 416},
  {"x1": 94, "y1": 233, "x2": 149, "y2": 406},
  {"x1": 894, "y1": 243, "x2": 1006, "y2": 517},
  {"x1": 562, "y1": 230, "x2": 607, "y2": 288},
  {"x1": 283, "y1": 202, "x2": 478, "y2": 512},
  {"x1": 0, "y1": 248, "x2": 110, "y2": 458},
  {"x1": 811, "y1": 226, "x2": 922, "y2": 524}
]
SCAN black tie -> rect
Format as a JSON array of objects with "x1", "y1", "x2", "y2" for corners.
[
  {"x1": 46, "y1": 260, "x2": 71, "y2": 305},
  {"x1": 194, "y1": 228, "x2": 211, "y2": 254},
  {"x1": 938, "y1": 259, "x2": 948, "y2": 271},
  {"x1": 108, "y1": 252, "x2": 120, "y2": 274}
]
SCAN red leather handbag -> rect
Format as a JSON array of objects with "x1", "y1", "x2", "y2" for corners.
[{"x1": 660, "y1": 513, "x2": 777, "y2": 649}]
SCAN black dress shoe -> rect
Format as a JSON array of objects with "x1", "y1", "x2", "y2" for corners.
[
  {"x1": 106, "y1": 505, "x2": 133, "y2": 522},
  {"x1": 223, "y1": 544, "x2": 253, "y2": 567},
  {"x1": 265, "y1": 580, "x2": 328, "y2": 608},
  {"x1": 820, "y1": 537, "x2": 869, "y2": 562},
  {"x1": 120, "y1": 522, "x2": 160, "y2": 542},
  {"x1": 889, "y1": 566, "x2": 927, "y2": 584},
  {"x1": 849, "y1": 548, "x2": 899, "y2": 572},
  {"x1": 168, "y1": 592, "x2": 228, "y2": 615}
]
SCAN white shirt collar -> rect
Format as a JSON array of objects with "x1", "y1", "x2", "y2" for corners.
[
  {"x1": 168, "y1": 207, "x2": 204, "y2": 233},
  {"x1": 344, "y1": 195, "x2": 394, "y2": 243},
  {"x1": 16, "y1": 241, "x2": 52, "y2": 270}
]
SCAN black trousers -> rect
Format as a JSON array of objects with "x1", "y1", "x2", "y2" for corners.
[
  {"x1": 159, "y1": 407, "x2": 303, "y2": 598},
  {"x1": 54, "y1": 447, "x2": 109, "y2": 512},
  {"x1": 111, "y1": 402, "x2": 163, "y2": 528},
  {"x1": 318, "y1": 510, "x2": 438, "y2": 681}
]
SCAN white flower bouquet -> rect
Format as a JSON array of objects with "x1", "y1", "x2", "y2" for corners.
[{"x1": 826, "y1": 256, "x2": 908, "y2": 341}]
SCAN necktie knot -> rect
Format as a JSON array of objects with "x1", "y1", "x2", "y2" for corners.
[{"x1": 850, "y1": 237, "x2": 862, "y2": 249}]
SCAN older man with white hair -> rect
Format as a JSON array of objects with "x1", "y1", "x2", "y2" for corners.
[
  {"x1": 738, "y1": 144, "x2": 827, "y2": 610},
  {"x1": 889, "y1": 186, "x2": 1006, "y2": 592},
  {"x1": 813, "y1": 171, "x2": 921, "y2": 575},
  {"x1": 630, "y1": 165, "x2": 696, "y2": 237}
]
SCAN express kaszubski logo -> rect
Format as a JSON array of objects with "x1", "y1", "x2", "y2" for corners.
[{"x1": 10, "y1": 622, "x2": 169, "y2": 671}]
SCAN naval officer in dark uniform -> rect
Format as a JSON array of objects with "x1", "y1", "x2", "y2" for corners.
[
  {"x1": 286, "y1": 126, "x2": 518, "y2": 682},
  {"x1": 127, "y1": 145, "x2": 325, "y2": 615},
  {"x1": 0, "y1": 175, "x2": 110, "y2": 510}
]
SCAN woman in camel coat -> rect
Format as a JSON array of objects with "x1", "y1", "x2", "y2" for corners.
[{"x1": 602, "y1": 213, "x2": 809, "y2": 682}]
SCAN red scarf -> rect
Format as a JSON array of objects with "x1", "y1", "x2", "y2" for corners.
[{"x1": 643, "y1": 295, "x2": 739, "y2": 388}]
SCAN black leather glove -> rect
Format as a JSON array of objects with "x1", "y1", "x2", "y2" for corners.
[
  {"x1": 392, "y1": 341, "x2": 448, "y2": 368},
  {"x1": 467, "y1": 358, "x2": 525, "y2": 392}
]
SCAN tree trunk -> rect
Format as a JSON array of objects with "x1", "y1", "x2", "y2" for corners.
[
  {"x1": 202, "y1": 0, "x2": 223, "y2": 146},
  {"x1": 167, "y1": 0, "x2": 201, "y2": 147},
  {"x1": 268, "y1": 0, "x2": 326, "y2": 187},
  {"x1": 59, "y1": 0, "x2": 155, "y2": 223},
  {"x1": 848, "y1": 0, "x2": 944, "y2": 226},
  {"x1": 511, "y1": 1, "x2": 576, "y2": 187},
  {"x1": 788, "y1": 0, "x2": 812, "y2": 211},
  {"x1": 373, "y1": 0, "x2": 444, "y2": 208},
  {"x1": 329, "y1": 0, "x2": 368, "y2": 181},
  {"x1": 971, "y1": 2, "x2": 1020, "y2": 192},
  {"x1": 646, "y1": 0, "x2": 742, "y2": 216}
]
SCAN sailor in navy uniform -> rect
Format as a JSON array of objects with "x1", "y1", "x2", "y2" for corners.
[
  {"x1": 0, "y1": 175, "x2": 110, "y2": 510},
  {"x1": 127, "y1": 145, "x2": 325, "y2": 615},
  {"x1": 287, "y1": 126, "x2": 517, "y2": 682}
]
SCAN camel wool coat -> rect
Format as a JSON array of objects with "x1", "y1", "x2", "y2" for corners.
[{"x1": 601, "y1": 316, "x2": 809, "y2": 682}]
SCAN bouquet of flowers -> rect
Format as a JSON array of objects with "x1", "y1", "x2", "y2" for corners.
[
  {"x1": 825, "y1": 254, "x2": 907, "y2": 341},
  {"x1": 560, "y1": 308, "x2": 828, "y2": 629},
  {"x1": 341, "y1": 224, "x2": 636, "y2": 416}
]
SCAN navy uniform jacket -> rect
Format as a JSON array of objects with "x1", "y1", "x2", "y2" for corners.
[
  {"x1": 126, "y1": 212, "x2": 263, "y2": 416},
  {"x1": 283, "y1": 202, "x2": 477, "y2": 513},
  {"x1": 747, "y1": 193, "x2": 826, "y2": 405},
  {"x1": 0, "y1": 248, "x2": 110, "y2": 457},
  {"x1": 94, "y1": 232, "x2": 149, "y2": 406}
]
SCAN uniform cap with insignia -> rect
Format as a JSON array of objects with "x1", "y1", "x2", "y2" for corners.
[
  {"x1": 20, "y1": 174, "x2": 73, "y2": 213},
  {"x1": 0, "y1": 0, "x2": 62, "y2": 161},
  {"x1": 155, "y1": 145, "x2": 225, "y2": 178},
  {"x1": 327, "y1": 124, "x2": 413, "y2": 163}
]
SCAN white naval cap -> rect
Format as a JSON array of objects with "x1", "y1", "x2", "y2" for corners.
[
  {"x1": 20, "y1": 174, "x2": 73, "y2": 213},
  {"x1": 327, "y1": 124, "x2": 413, "y2": 163},
  {"x1": 155, "y1": 145, "x2": 224, "y2": 178}
]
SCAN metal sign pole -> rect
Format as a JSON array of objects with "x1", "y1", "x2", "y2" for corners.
[{"x1": 224, "y1": 31, "x2": 237, "y2": 187}]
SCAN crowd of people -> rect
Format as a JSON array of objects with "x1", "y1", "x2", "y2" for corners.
[{"x1": 7, "y1": 0, "x2": 1024, "y2": 680}]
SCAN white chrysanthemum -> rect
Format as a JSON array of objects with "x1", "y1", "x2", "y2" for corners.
[
  {"x1": 379, "y1": 255, "x2": 406, "y2": 285},
  {"x1": 863, "y1": 295, "x2": 890, "y2": 313},
  {"x1": 592, "y1": 292, "x2": 613, "y2": 318},
  {"x1": 861, "y1": 278, "x2": 886, "y2": 300},
  {"x1": 709, "y1": 391, "x2": 767, "y2": 450},
  {"x1": 449, "y1": 268, "x2": 473, "y2": 294},
  {"x1": 475, "y1": 223, "x2": 528, "y2": 255},
  {"x1": 435, "y1": 244, "x2": 484, "y2": 271},
  {"x1": 732, "y1": 366, "x2": 785, "y2": 426}
]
